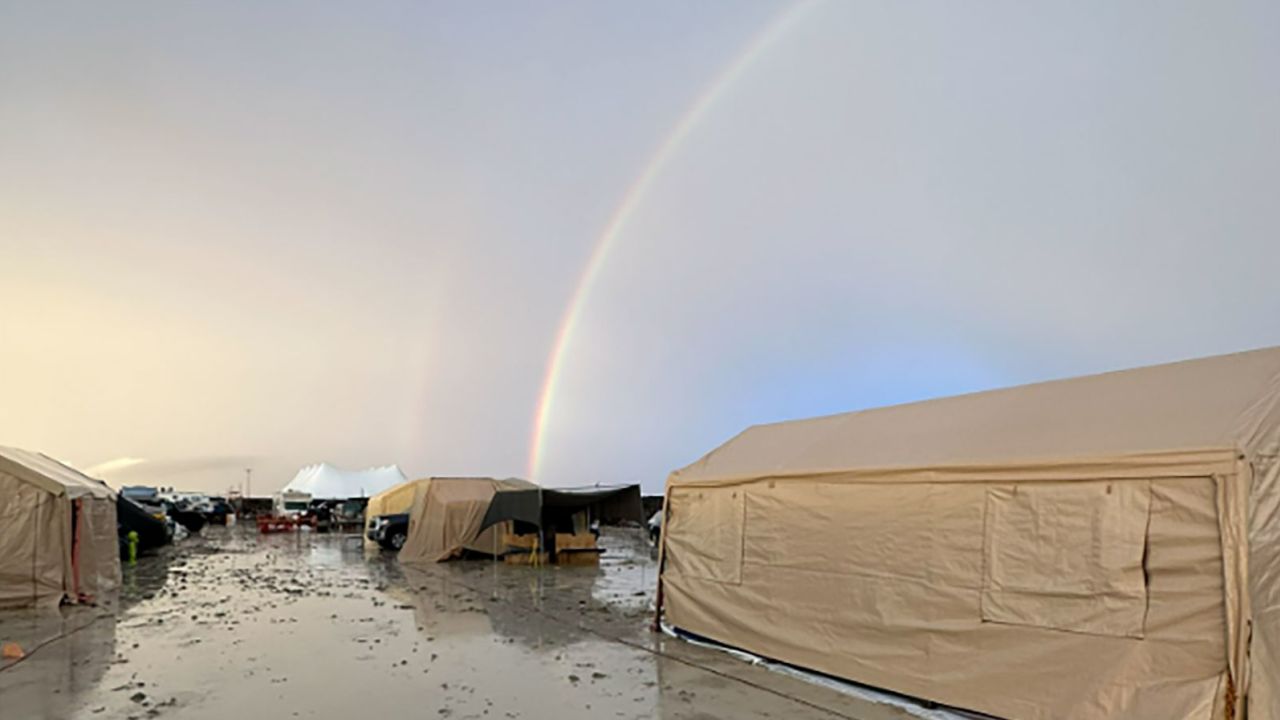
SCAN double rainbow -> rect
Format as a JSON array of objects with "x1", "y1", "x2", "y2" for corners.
[{"x1": 526, "y1": 1, "x2": 822, "y2": 482}]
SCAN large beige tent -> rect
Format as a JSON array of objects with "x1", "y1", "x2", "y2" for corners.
[
  {"x1": 657, "y1": 347, "x2": 1280, "y2": 720},
  {"x1": 0, "y1": 447, "x2": 121, "y2": 609},
  {"x1": 398, "y1": 477, "x2": 534, "y2": 563}
]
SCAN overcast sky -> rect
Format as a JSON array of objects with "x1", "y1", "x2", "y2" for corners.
[{"x1": 2, "y1": 1, "x2": 1278, "y2": 495}]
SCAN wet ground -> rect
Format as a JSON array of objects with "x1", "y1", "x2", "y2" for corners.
[{"x1": 0, "y1": 527, "x2": 927, "y2": 720}]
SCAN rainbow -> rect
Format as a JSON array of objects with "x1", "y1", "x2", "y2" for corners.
[{"x1": 526, "y1": 0, "x2": 822, "y2": 482}]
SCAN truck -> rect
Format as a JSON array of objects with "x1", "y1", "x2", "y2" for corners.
[{"x1": 366, "y1": 512, "x2": 409, "y2": 550}]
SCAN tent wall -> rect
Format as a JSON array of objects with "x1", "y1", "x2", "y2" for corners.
[
  {"x1": 0, "y1": 472, "x2": 68, "y2": 609},
  {"x1": 73, "y1": 495, "x2": 120, "y2": 603},
  {"x1": 661, "y1": 472, "x2": 1230, "y2": 720},
  {"x1": 1250, "y1": 455, "x2": 1280, "y2": 719}
]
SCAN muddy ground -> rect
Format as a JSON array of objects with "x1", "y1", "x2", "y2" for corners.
[{"x1": 0, "y1": 527, "x2": 930, "y2": 720}]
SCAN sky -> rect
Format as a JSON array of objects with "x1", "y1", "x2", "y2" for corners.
[{"x1": 2, "y1": 1, "x2": 1279, "y2": 496}]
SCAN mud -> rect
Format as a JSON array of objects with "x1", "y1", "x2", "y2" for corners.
[{"x1": 0, "y1": 527, "x2": 922, "y2": 720}]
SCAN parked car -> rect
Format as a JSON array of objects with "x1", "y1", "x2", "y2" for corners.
[
  {"x1": 367, "y1": 513, "x2": 409, "y2": 550},
  {"x1": 203, "y1": 497, "x2": 234, "y2": 525},
  {"x1": 163, "y1": 497, "x2": 207, "y2": 534}
]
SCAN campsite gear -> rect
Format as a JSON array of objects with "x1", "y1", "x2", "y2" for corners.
[
  {"x1": 657, "y1": 346, "x2": 1280, "y2": 720},
  {"x1": 0, "y1": 447, "x2": 121, "y2": 609},
  {"x1": 127, "y1": 531, "x2": 139, "y2": 565}
]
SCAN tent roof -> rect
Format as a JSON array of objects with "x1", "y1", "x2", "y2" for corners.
[
  {"x1": 0, "y1": 446, "x2": 116, "y2": 499},
  {"x1": 367, "y1": 477, "x2": 429, "y2": 504},
  {"x1": 673, "y1": 346, "x2": 1280, "y2": 484},
  {"x1": 479, "y1": 484, "x2": 645, "y2": 530},
  {"x1": 425, "y1": 476, "x2": 536, "y2": 489},
  {"x1": 282, "y1": 463, "x2": 407, "y2": 499}
]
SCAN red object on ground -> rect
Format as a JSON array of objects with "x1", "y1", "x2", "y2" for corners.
[{"x1": 256, "y1": 515, "x2": 299, "y2": 533}]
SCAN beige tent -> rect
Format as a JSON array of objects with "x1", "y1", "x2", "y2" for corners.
[
  {"x1": 363, "y1": 478, "x2": 430, "y2": 548},
  {"x1": 398, "y1": 477, "x2": 534, "y2": 563},
  {"x1": 0, "y1": 447, "x2": 121, "y2": 609},
  {"x1": 657, "y1": 346, "x2": 1280, "y2": 720}
]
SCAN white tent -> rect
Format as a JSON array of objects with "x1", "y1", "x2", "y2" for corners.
[{"x1": 281, "y1": 463, "x2": 406, "y2": 500}]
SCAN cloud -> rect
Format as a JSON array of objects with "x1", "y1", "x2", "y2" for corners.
[{"x1": 85, "y1": 457, "x2": 148, "y2": 477}]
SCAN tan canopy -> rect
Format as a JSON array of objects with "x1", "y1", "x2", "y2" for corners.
[
  {"x1": 366, "y1": 479, "x2": 425, "y2": 520},
  {"x1": 363, "y1": 478, "x2": 430, "y2": 548},
  {"x1": 659, "y1": 346, "x2": 1280, "y2": 720},
  {"x1": 0, "y1": 447, "x2": 121, "y2": 609},
  {"x1": 398, "y1": 477, "x2": 534, "y2": 563}
]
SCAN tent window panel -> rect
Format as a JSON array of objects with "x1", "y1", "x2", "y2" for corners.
[
  {"x1": 664, "y1": 488, "x2": 745, "y2": 585},
  {"x1": 982, "y1": 480, "x2": 1151, "y2": 639}
]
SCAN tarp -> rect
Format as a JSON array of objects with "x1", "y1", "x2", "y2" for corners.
[
  {"x1": 479, "y1": 485, "x2": 645, "y2": 531},
  {"x1": 398, "y1": 477, "x2": 534, "y2": 563},
  {"x1": 0, "y1": 447, "x2": 121, "y2": 609},
  {"x1": 115, "y1": 496, "x2": 170, "y2": 552},
  {"x1": 282, "y1": 463, "x2": 406, "y2": 500},
  {"x1": 363, "y1": 478, "x2": 432, "y2": 548},
  {"x1": 365, "y1": 479, "x2": 426, "y2": 519},
  {"x1": 659, "y1": 346, "x2": 1280, "y2": 720}
]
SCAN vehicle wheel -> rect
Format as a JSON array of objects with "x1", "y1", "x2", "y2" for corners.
[{"x1": 390, "y1": 531, "x2": 407, "y2": 550}]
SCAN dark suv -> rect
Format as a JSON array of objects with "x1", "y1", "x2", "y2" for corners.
[{"x1": 367, "y1": 513, "x2": 409, "y2": 550}]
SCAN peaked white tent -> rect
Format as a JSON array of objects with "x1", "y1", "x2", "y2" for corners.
[{"x1": 282, "y1": 463, "x2": 406, "y2": 500}]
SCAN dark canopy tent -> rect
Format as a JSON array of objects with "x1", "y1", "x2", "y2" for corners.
[{"x1": 479, "y1": 485, "x2": 644, "y2": 534}]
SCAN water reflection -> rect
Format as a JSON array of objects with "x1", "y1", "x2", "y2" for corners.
[
  {"x1": 377, "y1": 529, "x2": 656, "y2": 655},
  {"x1": 0, "y1": 538, "x2": 177, "y2": 718},
  {"x1": 0, "y1": 611, "x2": 117, "y2": 719}
]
